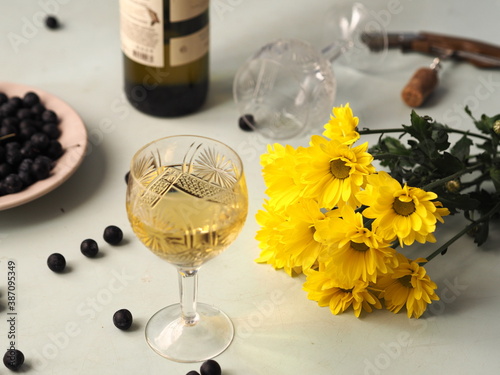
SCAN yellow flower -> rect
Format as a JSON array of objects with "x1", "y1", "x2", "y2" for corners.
[
  {"x1": 323, "y1": 103, "x2": 360, "y2": 145},
  {"x1": 315, "y1": 206, "x2": 398, "y2": 284},
  {"x1": 255, "y1": 199, "x2": 290, "y2": 272},
  {"x1": 303, "y1": 264, "x2": 382, "y2": 317},
  {"x1": 255, "y1": 198, "x2": 327, "y2": 276},
  {"x1": 279, "y1": 199, "x2": 329, "y2": 274},
  {"x1": 376, "y1": 255, "x2": 439, "y2": 318},
  {"x1": 357, "y1": 171, "x2": 450, "y2": 246},
  {"x1": 298, "y1": 136, "x2": 375, "y2": 209},
  {"x1": 260, "y1": 143, "x2": 305, "y2": 210}
]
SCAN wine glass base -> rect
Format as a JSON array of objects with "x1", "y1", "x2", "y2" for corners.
[{"x1": 145, "y1": 302, "x2": 234, "y2": 363}]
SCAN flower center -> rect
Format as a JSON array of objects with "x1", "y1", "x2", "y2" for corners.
[
  {"x1": 350, "y1": 241, "x2": 369, "y2": 252},
  {"x1": 392, "y1": 197, "x2": 416, "y2": 216},
  {"x1": 330, "y1": 159, "x2": 351, "y2": 179},
  {"x1": 398, "y1": 275, "x2": 413, "y2": 288},
  {"x1": 339, "y1": 287, "x2": 353, "y2": 293}
]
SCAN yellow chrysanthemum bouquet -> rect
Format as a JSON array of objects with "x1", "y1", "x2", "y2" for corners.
[{"x1": 256, "y1": 104, "x2": 500, "y2": 318}]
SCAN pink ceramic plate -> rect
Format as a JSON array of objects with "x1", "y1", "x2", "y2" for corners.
[{"x1": 0, "y1": 82, "x2": 88, "y2": 210}]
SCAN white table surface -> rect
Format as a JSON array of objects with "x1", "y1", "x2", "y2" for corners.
[{"x1": 1, "y1": 1, "x2": 500, "y2": 374}]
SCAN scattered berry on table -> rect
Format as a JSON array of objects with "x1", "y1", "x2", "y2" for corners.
[
  {"x1": 45, "y1": 15, "x2": 60, "y2": 30},
  {"x1": 3, "y1": 349, "x2": 24, "y2": 371},
  {"x1": 80, "y1": 239, "x2": 99, "y2": 257},
  {"x1": 200, "y1": 359, "x2": 222, "y2": 375},
  {"x1": 47, "y1": 253, "x2": 66, "y2": 272},
  {"x1": 186, "y1": 371, "x2": 200, "y2": 375},
  {"x1": 113, "y1": 309, "x2": 133, "y2": 330},
  {"x1": 238, "y1": 114, "x2": 255, "y2": 132},
  {"x1": 103, "y1": 225, "x2": 123, "y2": 245}
]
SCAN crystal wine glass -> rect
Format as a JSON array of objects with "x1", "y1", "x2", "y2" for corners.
[
  {"x1": 233, "y1": 2, "x2": 387, "y2": 139},
  {"x1": 126, "y1": 135, "x2": 248, "y2": 362}
]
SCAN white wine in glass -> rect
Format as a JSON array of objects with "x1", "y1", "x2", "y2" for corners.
[{"x1": 126, "y1": 135, "x2": 248, "y2": 362}]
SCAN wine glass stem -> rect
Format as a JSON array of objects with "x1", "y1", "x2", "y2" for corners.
[
  {"x1": 321, "y1": 42, "x2": 343, "y2": 63},
  {"x1": 178, "y1": 268, "x2": 200, "y2": 326}
]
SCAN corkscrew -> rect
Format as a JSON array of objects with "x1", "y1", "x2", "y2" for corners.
[{"x1": 363, "y1": 31, "x2": 500, "y2": 107}]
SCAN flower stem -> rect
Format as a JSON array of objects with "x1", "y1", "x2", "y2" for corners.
[
  {"x1": 424, "y1": 201, "x2": 500, "y2": 263},
  {"x1": 421, "y1": 163, "x2": 483, "y2": 191},
  {"x1": 358, "y1": 127, "x2": 490, "y2": 141}
]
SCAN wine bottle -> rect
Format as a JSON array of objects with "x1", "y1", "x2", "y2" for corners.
[{"x1": 120, "y1": 0, "x2": 209, "y2": 117}]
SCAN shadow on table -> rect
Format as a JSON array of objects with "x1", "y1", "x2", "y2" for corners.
[{"x1": 203, "y1": 74, "x2": 234, "y2": 111}]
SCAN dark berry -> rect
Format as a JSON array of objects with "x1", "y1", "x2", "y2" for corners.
[
  {"x1": 0, "y1": 103, "x2": 16, "y2": 117},
  {"x1": 32, "y1": 155, "x2": 52, "y2": 180},
  {"x1": 125, "y1": 171, "x2": 130, "y2": 184},
  {"x1": 42, "y1": 122, "x2": 61, "y2": 139},
  {"x1": 20, "y1": 141, "x2": 38, "y2": 159},
  {"x1": 187, "y1": 372, "x2": 200, "y2": 375},
  {"x1": 238, "y1": 114, "x2": 255, "y2": 132},
  {"x1": 42, "y1": 109, "x2": 58, "y2": 123},
  {"x1": 3, "y1": 174, "x2": 23, "y2": 194},
  {"x1": 103, "y1": 225, "x2": 123, "y2": 245},
  {"x1": 45, "y1": 15, "x2": 60, "y2": 30},
  {"x1": 31, "y1": 132, "x2": 50, "y2": 151},
  {"x1": 200, "y1": 359, "x2": 222, "y2": 375},
  {"x1": 16, "y1": 108, "x2": 33, "y2": 120},
  {"x1": 3, "y1": 349, "x2": 24, "y2": 371},
  {"x1": 0, "y1": 146, "x2": 4, "y2": 163},
  {"x1": 7, "y1": 97, "x2": 22, "y2": 111},
  {"x1": 31, "y1": 160, "x2": 50, "y2": 180},
  {"x1": 113, "y1": 309, "x2": 133, "y2": 330},
  {"x1": 6, "y1": 146, "x2": 22, "y2": 166},
  {"x1": 19, "y1": 121, "x2": 36, "y2": 140},
  {"x1": 2, "y1": 116, "x2": 20, "y2": 129},
  {"x1": 45, "y1": 140, "x2": 63, "y2": 159},
  {"x1": 47, "y1": 253, "x2": 66, "y2": 272},
  {"x1": 0, "y1": 163, "x2": 13, "y2": 179},
  {"x1": 0, "y1": 92, "x2": 7, "y2": 105},
  {"x1": 80, "y1": 239, "x2": 99, "y2": 257},
  {"x1": 18, "y1": 158, "x2": 33, "y2": 173},
  {"x1": 18, "y1": 170, "x2": 34, "y2": 186},
  {"x1": 23, "y1": 91, "x2": 40, "y2": 107},
  {"x1": 31, "y1": 103, "x2": 46, "y2": 117}
]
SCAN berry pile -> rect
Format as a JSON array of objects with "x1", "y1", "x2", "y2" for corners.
[{"x1": 0, "y1": 91, "x2": 63, "y2": 196}]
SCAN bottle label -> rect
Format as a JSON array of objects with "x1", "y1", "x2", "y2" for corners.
[
  {"x1": 120, "y1": 0, "x2": 209, "y2": 68},
  {"x1": 169, "y1": 0, "x2": 208, "y2": 22},
  {"x1": 170, "y1": 24, "x2": 209, "y2": 67},
  {"x1": 120, "y1": 0, "x2": 164, "y2": 67}
]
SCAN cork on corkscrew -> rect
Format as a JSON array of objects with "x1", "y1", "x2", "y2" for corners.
[{"x1": 401, "y1": 57, "x2": 441, "y2": 107}]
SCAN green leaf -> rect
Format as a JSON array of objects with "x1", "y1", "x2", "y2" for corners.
[
  {"x1": 473, "y1": 222, "x2": 489, "y2": 246},
  {"x1": 437, "y1": 191, "x2": 480, "y2": 212},
  {"x1": 432, "y1": 152, "x2": 464, "y2": 175},
  {"x1": 379, "y1": 137, "x2": 409, "y2": 155},
  {"x1": 403, "y1": 111, "x2": 433, "y2": 141},
  {"x1": 450, "y1": 135, "x2": 472, "y2": 162},
  {"x1": 418, "y1": 138, "x2": 437, "y2": 158},
  {"x1": 432, "y1": 128, "x2": 450, "y2": 151}
]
